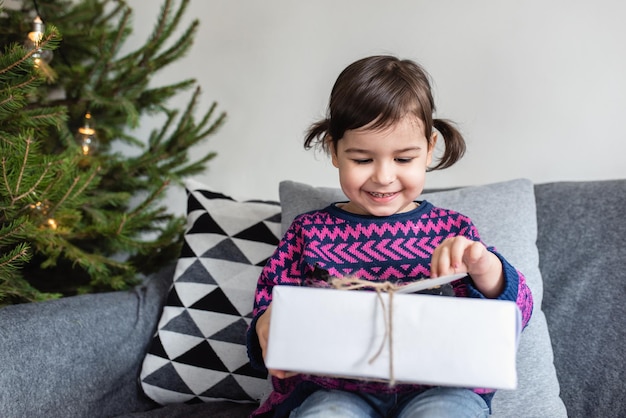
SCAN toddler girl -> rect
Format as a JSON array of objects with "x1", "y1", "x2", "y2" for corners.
[{"x1": 247, "y1": 55, "x2": 533, "y2": 418}]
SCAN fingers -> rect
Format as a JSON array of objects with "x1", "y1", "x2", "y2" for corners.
[
  {"x1": 431, "y1": 237, "x2": 485, "y2": 277},
  {"x1": 464, "y1": 240, "x2": 486, "y2": 266},
  {"x1": 256, "y1": 304, "x2": 272, "y2": 360},
  {"x1": 269, "y1": 369, "x2": 298, "y2": 379},
  {"x1": 256, "y1": 304, "x2": 298, "y2": 379},
  {"x1": 431, "y1": 237, "x2": 466, "y2": 277}
]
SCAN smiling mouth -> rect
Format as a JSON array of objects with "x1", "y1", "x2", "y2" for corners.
[{"x1": 368, "y1": 192, "x2": 397, "y2": 198}]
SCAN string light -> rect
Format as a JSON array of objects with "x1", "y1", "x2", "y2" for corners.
[
  {"x1": 45, "y1": 218, "x2": 58, "y2": 230},
  {"x1": 76, "y1": 112, "x2": 98, "y2": 155},
  {"x1": 27, "y1": 200, "x2": 57, "y2": 230},
  {"x1": 24, "y1": 16, "x2": 53, "y2": 67},
  {"x1": 28, "y1": 200, "x2": 49, "y2": 214}
]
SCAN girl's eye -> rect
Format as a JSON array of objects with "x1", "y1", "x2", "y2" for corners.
[
  {"x1": 395, "y1": 158, "x2": 413, "y2": 163},
  {"x1": 352, "y1": 159, "x2": 372, "y2": 164}
]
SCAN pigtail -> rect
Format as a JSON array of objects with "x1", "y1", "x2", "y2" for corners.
[
  {"x1": 304, "y1": 118, "x2": 331, "y2": 153},
  {"x1": 430, "y1": 118, "x2": 466, "y2": 171}
]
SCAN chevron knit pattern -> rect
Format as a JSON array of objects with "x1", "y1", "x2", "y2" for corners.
[
  {"x1": 254, "y1": 204, "x2": 477, "y2": 315},
  {"x1": 140, "y1": 182, "x2": 280, "y2": 405}
]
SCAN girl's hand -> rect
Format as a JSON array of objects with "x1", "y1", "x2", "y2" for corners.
[
  {"x1": 431, "y1": 236, "x2": 504, "y2": 298},
  {"x1": 256, "y1": 303, "x2": 298, "y2": 379}
]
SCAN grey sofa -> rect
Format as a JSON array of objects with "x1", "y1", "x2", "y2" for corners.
[{"x1": 1, "y1": 179, "x2": 624, "y2": 418}]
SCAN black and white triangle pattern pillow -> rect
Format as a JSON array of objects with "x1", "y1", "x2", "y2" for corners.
[{"x1": 140, "y1": 179, "x2": 280, "y2": 405}]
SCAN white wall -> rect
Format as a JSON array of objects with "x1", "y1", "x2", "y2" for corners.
[{"x1": 123, "y1": 0, "x2": 626, "y2": 213}]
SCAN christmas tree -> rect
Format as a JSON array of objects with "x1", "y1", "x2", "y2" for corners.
[{"x1": 0, "y1": 0, "x2": 225, "y2": 305}]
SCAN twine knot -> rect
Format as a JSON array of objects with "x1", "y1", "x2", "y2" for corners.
[{"x1": 330, "y1": 277, "x2": 399, "y2": 386}]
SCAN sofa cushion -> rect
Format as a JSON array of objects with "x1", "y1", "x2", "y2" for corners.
[
  {"x1": 0, "y1": 267, "x2": 173, "y2": 418},
  {"x1": 279, "y1": 178, "x2": 567, "y2": 417},
  {"x1": 536, "y1": 180, "x2": 626, "y2": 418},
  {"x1": 140, "y1": 179, "x2": 279, "y2": 405}
]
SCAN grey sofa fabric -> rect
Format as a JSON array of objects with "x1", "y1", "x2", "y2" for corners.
[
  {"x1": 0, "y1": 265, "x2": 173, "y2": 418},
  {"x1": 536, "y1": 180, "x2": 626, "y2": 418},
  {"x1": 0, "y1": 179, "x2": 624, "y2": 418},
  {"x1": 0, "y1": 265, "x2": 257, "y2": 418}
]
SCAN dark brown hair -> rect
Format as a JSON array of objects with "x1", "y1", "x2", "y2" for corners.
[{"x1": 304, "y1": 55, "x2": 465, "y2": 170}]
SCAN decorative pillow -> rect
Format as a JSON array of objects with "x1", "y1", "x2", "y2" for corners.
[
  {"x1": 279, "y1": 179, "x2": 567, "y2": 417},
  {"x1": 140, "y1": 179, "x2": 280, "y2": 404}
]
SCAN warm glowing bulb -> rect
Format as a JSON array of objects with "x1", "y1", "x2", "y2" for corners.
[
  {"x1": 24, "y1": 16, "x2": 53, "y2": 65},
  {"x1": 29, "y1": 201, "x2": 49, "y2": 215},
  {"x1": 27, "y1": 200, "x2": 56, "y2": 229},
  {"x1": 76, "y1": 112, "x2": 98, "y2": 155}
]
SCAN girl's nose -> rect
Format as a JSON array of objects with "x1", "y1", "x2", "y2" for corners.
[{"x1": 371, "y1": 162, "x2": 395, "y2": 185}]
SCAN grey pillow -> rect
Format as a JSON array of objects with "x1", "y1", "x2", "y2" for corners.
[{"x1": 279, "y1": 179, "x2": 566, "y2": 417}]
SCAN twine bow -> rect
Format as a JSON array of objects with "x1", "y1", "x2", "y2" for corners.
[{"x1": 330, "y1": 277, "x2": 402, "y2": 386}]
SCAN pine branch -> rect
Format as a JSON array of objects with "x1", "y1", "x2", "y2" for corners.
[
  {"x1": 0, "y1": 242, "x2": 31, "y2": 271},
  {"x1": 152, "y1": 20, "x2": 197, "y2": 70},
  {"x1": 116, "y1": 179, "x2": 169, "y2": 235},
  {"x1": 0, "y1": 0, "x2": 225, "y2": 304}
]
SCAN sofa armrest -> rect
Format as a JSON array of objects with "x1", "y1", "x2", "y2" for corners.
[
  {"x1": 0, "y1": 264, "x2": 175, "y2": 418},
  {"x1": 536, "y1": 179, "x2": 626, "y2": 418}
]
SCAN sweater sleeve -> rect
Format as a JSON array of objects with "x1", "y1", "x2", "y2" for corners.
[
  {"x1": 455, "y1": 213, "x2": 534, "y2": 329},
  {"x1": 246, "y1": 218, "x2": 306, "y2": 371},
  {"x1": 463, "y1": 248, "x2": 534, "y2": 328}
]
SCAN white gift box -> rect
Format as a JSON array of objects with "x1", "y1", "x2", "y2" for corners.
[{"x1": 265, "y1": 285, "x2": 521, "y2": 389}]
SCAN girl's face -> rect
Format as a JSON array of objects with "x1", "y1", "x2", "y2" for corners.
[{"x1": 331, "y1": 115, "x2": 435, "y2": 217}]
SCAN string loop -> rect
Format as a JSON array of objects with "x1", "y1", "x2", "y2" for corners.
[{"x1": 330, "y1": 277, "x2": 400, "y2": 386}]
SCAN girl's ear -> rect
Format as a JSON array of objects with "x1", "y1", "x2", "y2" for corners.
[{"x1": 427, "y1": 131, "x2": 438, "y2": 166}]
